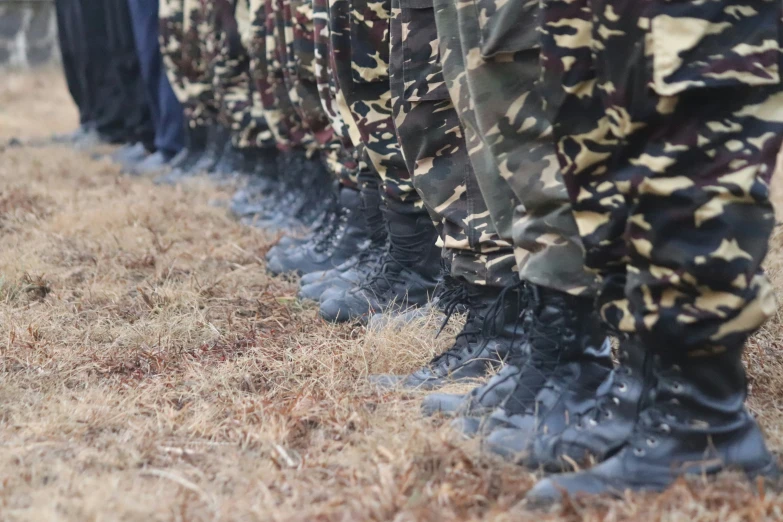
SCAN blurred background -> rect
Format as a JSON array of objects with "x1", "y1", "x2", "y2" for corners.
[{"x1": 0, "y1": 0, "x2": 59, "y2": 69}]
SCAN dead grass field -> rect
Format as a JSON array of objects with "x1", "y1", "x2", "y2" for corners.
[{"x1": 1, "y1": 68, "x2": 783, "y2": 521}]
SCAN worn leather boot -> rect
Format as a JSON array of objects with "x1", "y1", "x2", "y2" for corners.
[
  {"x1": 299, "y1": 240, "x2": 386, "y2": 302},
  {"x1": 210, "y1": 141, "x2": 245, "y2": 182},
  {"x1": 249, "y1": 151, "x2": 333, "y2": 232},
  {"x1": 156, "y1": 124, "x2": 209, "y2": 184},
  {"x1": 110, "y1": 142, "x2": 148, "y2": 167},
  {"x1": 267, "y1": 185, "x2": 368, "y2": 276},
  {"x1": 525, "y1": 337, "x2": 648, "y2": 472},
  {"x1": 298, "y1": 179, "x2": 387, "y2": 300},
  {"x1": 421, "y1": 353, "x2": 526, "y2": 418},
  {"x1": 526, "y1": 346, "x2": 779, "y2": 507},
  {"x1": 229, "y1": 148, "x2": 280, "y2": 218},
  {"x1": 371, "y1": 282, "x2": 526, "y2": 390},
  {"x1": 451, "y1": 286, "x2": 611, "y2": 439},
  {"x1": 189, "y1": 124, "x2": 230, "y2": 174},
  {"x1": 319, "y1": 208, "x2": 440, "y2": 323}
]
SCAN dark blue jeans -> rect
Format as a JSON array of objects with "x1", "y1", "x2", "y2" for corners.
[{"x1": 126, "y1": 0, "x2": 184, "y2": 154}]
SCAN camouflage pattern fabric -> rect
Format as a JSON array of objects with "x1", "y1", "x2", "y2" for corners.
[
  {"x1": 213, "y1": 0, "x2": 276, "y2": 149},
  {"x1": 180, "y1": 0, "x2": 218, "y2": 128},
  {"x1": 328, "y1": 0, "x2": 422, "y2": 214},
  {"x1": 313, "y1": 0, "x2": 361, "y2": 188},
  {"x1": 540, "y1": 0, "x2": 783, "y2": 353},
  {"x1": 158, "y1": 0, "x2": 189, "y2": 105},
  {"x1": 389, "y1": 0, "x2": 515, "y2": 287},
  {"x1": 248, "y1": 0, "x2": 315, "y2": 152},
  {"x1": 432, "y1": 0, "x2": 595, "y2": 296},
  {"x1": 278, "y1": 0, "x2": 358, "y2": 182}
]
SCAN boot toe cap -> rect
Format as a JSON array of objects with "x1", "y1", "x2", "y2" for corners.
[
  {"x1": 485, "y1": 427, "x2": 531, "y2": 459},
  {"x1": 319, "y1": 298, "x2": 354, "y2": 323},
  {"x1": 368, "y1": 374, "x2": 405, "y2": 390},
  {"x1": 421, "y1": 393, "x2": 467, "y2": 417},
  {"x1": 298, "y1": 280, "x2": 336, "y2": 302},
  {"x1": 300, "y1": 270, "x2": 330, "y2": 286},
  {"x1": 266, "y1": 255, "x2": 287, "y2": 276},
  {"x1": 524, "y1": 478, "x2": 566, "y2": 508},
  {"x1": 449, "y1": 416, "x2": 482, "y2": 439}
]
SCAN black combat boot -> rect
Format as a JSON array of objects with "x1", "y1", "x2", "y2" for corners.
[
  {"x1": 266, "y1": 184, "x2": 368, "y2": 276},
  {"x1": 110, "y1": 142, "x2": 149, "y2": 167},
  {"x1": 365, "y1": 260, "x2": 465, "y2": 332},
  {"x1": 319, "y1": 208, "x2": 440, "y2": 323},
  {"x1": 525, "y1": 337, "x2": 648, "y2": 472},
  {"x1": 421, "y1": 344, "x2": 528, "y2": 417},
  {"x1": 371, "y1": 282, "x2": 526, "y2": 390},
  {"x1": 248, "y1": 150, "x2": 333, "y2": 232},
  {"x1": 230, "y1": 148, "x2": 280, "y2": 218},
  {"x1": 299, "y1": 240, "x2": 386, "y2": 302},
  {"x1": 450, "y1": 286, "x2": 612, "y2": 439},
  {"x1": 298, "y1": 178, "x2": 387, "y2": 300},
  {"x1": 526, "y1": 346, "x2": 779, "y2": 506},
  {"x1": 157, "y1": 123, "x2": 209, "y2": 184},
  {"x1": 189, "y1": 124, "x2": 230, "y2": 174},
  {"x1": 210, "y1": 141, "x2": 245, "y2": 181}
]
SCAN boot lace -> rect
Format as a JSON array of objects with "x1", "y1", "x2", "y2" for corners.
[
  {"x1": 502, "y1": 289, "x2": 576, "y2": 415},
  {"x1": 625, "y1": 362, "x2": 683, "y2": 457},
  {"x1": 312, "y1": 202, "x2": 345, "y2": 254},
  {"x1": 357, "y1": 226, "x2": 434, "y2": 294},
  {"x1": 430, "y1": 282, "x2": 526, "y2": 371}
]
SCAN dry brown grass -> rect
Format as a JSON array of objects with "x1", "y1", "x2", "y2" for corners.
[{"x1": 1, "y1": 68, "x2": 783, "y2": 521}]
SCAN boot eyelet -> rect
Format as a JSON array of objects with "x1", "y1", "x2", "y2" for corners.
[
  {"x1": 671, "y1": 382, "x2": 683, "y2": 392},
  {"x1": 612, "y1": 397, "x2": 621, "y2": 406},
  {"x1": 588, "y1": 418, "x2": 598, "y2": 427},
  {"x1": 671, "y1": 364, "x2": 681, "y2": 372},
  {"x1": 633, "y1": 447, "x2": 646, "y2": 457},
  {"x1": 604, "y1": 410, "x2": 613, "y2": 420},
  {"x1": 659, "y1": 423, "x2": 671, "y2": 434},
  {"x1": 665, "y1": 413, "x2": 677, "y2": 422},
  {"x1": 617, "y1": 383, "x2": 628, "y2": 393},
  {"x1": 647, "y1": 437, "x2": 658, "y2": 447}
]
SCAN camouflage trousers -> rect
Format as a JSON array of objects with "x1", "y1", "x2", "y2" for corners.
[
  {"x1": 328, "y1": 0, "x2": 422, "y2": 214},
  {"x1": 279, "y1": 0, "x2": 358, "y2": 184},
  {"x1": 432, "y1": 0, "x2": 595, "y2": 295},
  {"x1": 247, "y1": 0, "x2": 315, "y2": 153},
  {"x1": 541, "y1": 0, "x2": 783, "y2": 353},
  {"x1": 158, "y1": 0, "x2": 189, "y2": 105},
  {"x1": 213, "y1": 0, "x2": 276, "y2": 150},
  {"x1": 313, "y1": 0, "x2": 362, "y2": 188},
  {"x1": 389, "y1": 0, "x2": 515, "y2": 286},
  {"x1": 180, "y1": 0, "x2": 218, "y2": 128}
]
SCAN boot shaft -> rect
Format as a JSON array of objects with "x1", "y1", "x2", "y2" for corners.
[
  {"x1": 381, "y1": 207, "x2": 441, "y2": 279},
  {"x1": 526, "y1": 285, "x2": 608, "y2": 363},
  {"x1": 357, "y1": 170, "x2": 387, "y2": 245}
]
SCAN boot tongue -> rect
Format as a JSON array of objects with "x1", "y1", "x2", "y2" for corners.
[{"x1": 499, "y1": 287, "x2": 581, "y2": 415}]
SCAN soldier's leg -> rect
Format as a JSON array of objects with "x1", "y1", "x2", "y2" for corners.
[
  {"x1": 527, "y1": 0, "x2": 783, "y2": 504},
  {"x1": 265, "y1": 0, "x2": 373, "y2": 275},
  {"x1": 368, "y1": 0, "x2": 523, "y2": 392},
  {"x1": 295, "y1": 0, "x2": 390, "y2": 301},
  {"x1": 210, "y1": 0, "x2": 258, "y2": 178},
  {"x1": 317, "y1": 0, "x2": 441, "y2": 324},
  {"x1": 124, "y1": 0, "x2": 186, "y2": 175},
  {"x1": 230, "y1": 0, "x2": 279, "y2": 177},
  {"x1": 423, "y1": 0, "x2": 610, "y2": 449},
  {"x1": 227, "y1": 0, "x2": 289, "y2": 217},
  {"x1": 54, "y1": 0, "x2": 92, "y2": 135},
  {"x1": 155, "y1": 0, "x2": 217, "y2": 181},
  {"x1": 157, "y1": 0, "x2": 208, "y2": 176}
]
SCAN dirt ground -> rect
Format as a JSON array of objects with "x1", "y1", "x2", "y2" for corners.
[{"x1": 1, "y1": 68, "x2": 783, "y2": 521}]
